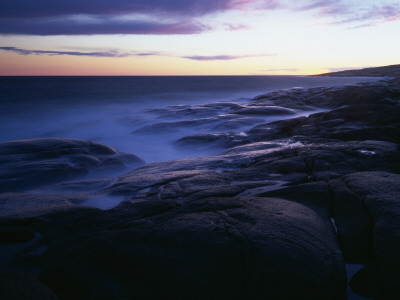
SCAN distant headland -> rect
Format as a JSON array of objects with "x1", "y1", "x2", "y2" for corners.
[{"x1": 316, "y1": 64, "x2": 400, "y2": 77}]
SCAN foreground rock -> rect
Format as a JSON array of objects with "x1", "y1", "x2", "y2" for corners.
[
  {"x1": 10, "y1": 197, "x2": 345, "y2": 300},
  {"x1": 0, "y1": 271, "x2": 60, "y2": 300},
  {"x1": 0, "y1": 138, "x2": 144, "y2": 192},
  {"x1": 337, "y1": 172, "x2": 400, "y2": 299}
]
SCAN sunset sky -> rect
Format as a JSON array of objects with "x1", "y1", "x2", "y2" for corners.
[{"x1": 0, "y1": 0, "x2": 399, "y2": 75}]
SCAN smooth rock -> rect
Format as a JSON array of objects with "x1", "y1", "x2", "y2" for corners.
[{"x1": 16, "y1": 197, "x2": 346, "y2": 300}]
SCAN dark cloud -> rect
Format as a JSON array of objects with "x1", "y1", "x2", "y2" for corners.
[
  {"x1": 0, "y1": 0, "x2": 396, "y2": 36},
  {"x1": 0, "y1": 0, "x2": 279, "y2": 35},
  {"x1": 0, "y1": 0, "x2": 236, "y2": 18},
  {"x1": 0, "y1": 46, "x2": 158, "y2": 57},
  {"x1": 0, "y1": 18, "x2": 208, "y2": 35}
]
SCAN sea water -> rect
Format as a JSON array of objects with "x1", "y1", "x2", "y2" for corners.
[{"x1": 0, "y1": 76, "x2": 380, "y2": 163}]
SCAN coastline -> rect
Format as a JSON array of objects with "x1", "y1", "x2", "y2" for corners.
[{"x1": 1, "y1": 67, "x2": 400, "y2": 299}]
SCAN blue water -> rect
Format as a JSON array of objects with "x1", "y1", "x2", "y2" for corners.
[{"x1": 0, "y1": 76, "x2": 379, "y2": 162}]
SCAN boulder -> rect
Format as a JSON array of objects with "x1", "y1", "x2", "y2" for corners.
[
  {"x1": 339, "y1": 172, "x2": 400, "y2": 299},
  {"x1": 15, "y1": 197, "x2": 346, "y2": 300}
]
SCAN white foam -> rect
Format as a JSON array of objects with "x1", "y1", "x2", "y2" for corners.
[{"x1": 358, "y1": 150, "x2": 376, "y2": 155}]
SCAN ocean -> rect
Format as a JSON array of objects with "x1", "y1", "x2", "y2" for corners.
[{"x1": 0, "y1": 75, "x2": 379, "y2": 163}]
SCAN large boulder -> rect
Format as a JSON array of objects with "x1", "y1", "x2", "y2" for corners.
[
  {"x1": 342, "y1": 172, "x2": 400, "y2": 299},
  {"x1": 330, "y1": 172, "x2": 400, "y2": 299},
  {"x1": 15, "y1": 197, "x2": 346, "y2": 300}
]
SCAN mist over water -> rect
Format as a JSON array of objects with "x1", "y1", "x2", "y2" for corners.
[{"x1": 0, "y1": 76, "x2": 380, "y2": 163}]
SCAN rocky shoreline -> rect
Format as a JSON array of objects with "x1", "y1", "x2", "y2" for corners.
[{"x1": 1, "y1": 67, "x2": 400, "y2": 299}]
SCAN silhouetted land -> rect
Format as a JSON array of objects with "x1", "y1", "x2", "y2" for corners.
[{"x1": 317, "y1": 64, "x2": 400, "y2": 77}]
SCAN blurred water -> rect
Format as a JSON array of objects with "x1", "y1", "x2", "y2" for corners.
[{"x1": 0, "y1": 76, "x2": 380, "y2": 162}]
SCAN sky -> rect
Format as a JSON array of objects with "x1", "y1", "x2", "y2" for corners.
[{"x1": 0, "y1": 0, "x2": 399, "y2": 75}]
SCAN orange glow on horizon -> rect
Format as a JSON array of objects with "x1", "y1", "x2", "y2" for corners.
[{"x1": 0, "y1": 51, "x2": 342, "y2": 76}]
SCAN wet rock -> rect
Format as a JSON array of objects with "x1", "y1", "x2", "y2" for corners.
[
  {"x1": 232, "y1": 105, "x2": 296, "y2": 116},
  {"x1": 176, "y1": 132, "x2": 250, "y2": 149},
  {"x1": 296, "y1": 140, "x2": 400, "y2": 180},
  {"x1": 0, "y1": 138, "x2": 145, "y2": 192},
  {"x1": 226, "y1": 140, "x2": 400, "y2": 185},
  {"x1": 246, "y1": 100, "x2": 400, "y2": 145},
  {"x1": 223, "y1": 141, "x2": 285, "y2": 154},
  {"x1": 134, "y1": 115, "x2": 265, "y2": 134},
  {"x1": 252, "y1": 86, "x2": 338, "y2": 109},
  {"x1": 106, "y1": 170, "x2": 208, "y2": 196},
  {"x1": 34, "y1": 178, "x2": 115, "y2": 194},
  {"x1": 0, "y1": 271, "x2": 60, "y2": 300},
  {"x1": 16, "y1": 197, "x2": 346, "y2": 300},
  {"x1": 243, "y1": 83, "x2": 400, "y2": 147},
  {"x1": 0, "y1": 193, "x2": 93, "y2": 218},
  {"x1": 147, "y1": 102, "x2": 242, "y2": 119},
  {"x1": 210, "y1": 116, "x2": 266, "y2": 131},
  {"x1": 253, "y1": 81, "x2": 395, "y2": 110}
]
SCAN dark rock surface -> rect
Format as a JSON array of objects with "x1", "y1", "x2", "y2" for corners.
[
  {"x1": 12, "y1": 197, "x2": 345, "y2": 300},
  {"x1": 0, "y1": 271, "x2": 60, "y2": 300},
  {"x1": 0, "y1": 193, "x2": 93, "y2": 218},
  {"x1": 342, "y1": 172, "x2": 400, "y2": 299},
  {"x1": 1, "y1": 70, "x2": 400, "y2": 299}
]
